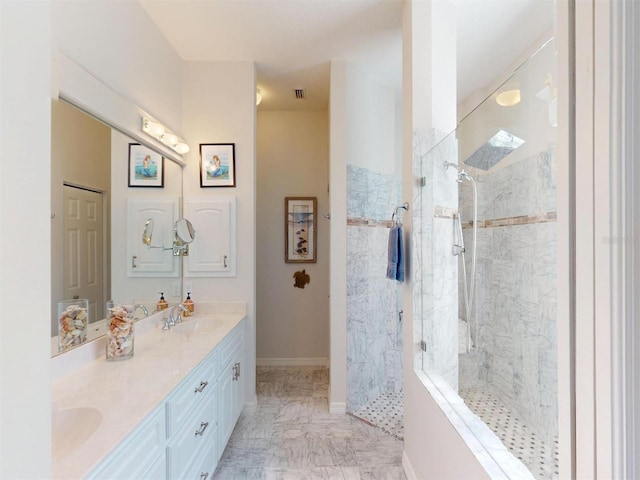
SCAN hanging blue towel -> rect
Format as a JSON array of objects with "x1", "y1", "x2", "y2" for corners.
[{"x1": 386, "y1": 225, "x2": 405, "y2": 283}]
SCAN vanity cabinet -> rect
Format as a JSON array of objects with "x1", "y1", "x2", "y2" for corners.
[
  {"x1": 85, "y1": 407, "x2": 166, "y2": 480},
  {"x1": 216, "y1": 322, "x2": 245, "y2": 457},
  {"x1": 85, "y1": 318, "x2": 245, "y2": 480},
  {"x1": 166, "y1": 350, "x2": 219, "y2": 480},
  {"x1": 183, "y1": 198, "x2": 236, "y2": 277}
]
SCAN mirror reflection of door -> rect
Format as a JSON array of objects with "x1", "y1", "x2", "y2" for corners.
[{"x1": 63, "y1": 185, "x2": 105, "y2": 323}]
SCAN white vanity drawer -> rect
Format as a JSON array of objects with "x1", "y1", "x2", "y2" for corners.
[
  {"x1": 166, "y1": 390, "x2": 218, "y2": 480},
  {"x1": 188, "y1": 440, "x2": 219, "y2": 480},
  {"x1": 86, "y1": 406, "x2": 165, "y2": 480},
  {"x1": 166, "y1": 351, "x2": 217, "y2": 437}
]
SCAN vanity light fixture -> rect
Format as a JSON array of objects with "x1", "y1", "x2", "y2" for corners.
[
  {"x1": 141, "y1": 116, "x2": 190, "y2": 155},
  {"x1": 256, "y1": 88, "x2": 263, "y2": 106}
]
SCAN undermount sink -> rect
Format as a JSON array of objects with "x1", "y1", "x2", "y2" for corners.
[
  {"x1": 166, "y1": 315, "x2": 224, "y2": 337},
  {"x1": 52, "y1": 406, "x2": 102, "y2": 462},
  {"x1": 170, "y1": 318, "x2": 205, "y2": 336}
]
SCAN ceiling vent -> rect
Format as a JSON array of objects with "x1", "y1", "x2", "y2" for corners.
[{"x1": 293, "y1": 88, "x2": 306, "y2": 100}]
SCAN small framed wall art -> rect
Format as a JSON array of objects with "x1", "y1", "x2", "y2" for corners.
[
  {"x1": 128, "y1": 143, "x2": 164, "y2": 187},
  {"x1": 200, "y1": 143, "x2": 236, "y2": 187},
  {"x1": 285, "y1": 197, "x2": 317, "y2": 263}
]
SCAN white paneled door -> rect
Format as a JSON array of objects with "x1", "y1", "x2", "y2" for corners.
[{"x1": 63, "y1": 185, "x2": 105, "y2": 323}]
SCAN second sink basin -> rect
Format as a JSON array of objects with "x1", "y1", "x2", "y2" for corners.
[{"x1": 52, "y1": 406, "x2": 102, "y2": 462}]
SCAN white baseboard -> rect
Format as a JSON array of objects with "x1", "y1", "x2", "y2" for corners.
[
  {"x1": 329, "y1": 402, "x2": 347, "y2": 415},
  {"x1": 402, "y1": 451, "x2": 417, "y2": 480},
  {"x1": 256, "y1": 357, "x2": 329, "y2": 367}
]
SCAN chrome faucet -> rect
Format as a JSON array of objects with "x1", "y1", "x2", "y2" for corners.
[
  {"x1": 133, "y1": 304, "x2": 148, "y2": 319},
  {"x1": 163, "y1": 304, "x2": 187, "y2": 330}
]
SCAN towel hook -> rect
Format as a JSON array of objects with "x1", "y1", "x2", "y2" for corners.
[{"x1": 392, "y1": 202, "x2": 409, "y2": 224}]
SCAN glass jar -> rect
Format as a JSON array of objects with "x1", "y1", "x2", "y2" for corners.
[
  {"x1": 57, "y1": 299, "x2": 89, "y2": 353},
  {"x1": 106, "y1": 300, "x2": 135, "y2": 361}
]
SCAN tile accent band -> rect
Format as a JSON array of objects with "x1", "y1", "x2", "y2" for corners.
[
  {"x1": 347, "y1": 218, "x2": 396, "y2": 228},
  {"x1": 462, "y1": 211, "x2": 557, "y2": 229}
]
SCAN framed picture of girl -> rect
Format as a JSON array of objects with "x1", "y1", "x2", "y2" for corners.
[
  {"x1": 200, "y1": 143, "x2": 236, "y2": 187},
  {"x1": 128, "y1": 143, "x2": 164, "y2": 187}
]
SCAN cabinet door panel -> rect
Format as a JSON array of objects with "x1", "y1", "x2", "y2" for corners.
[
  {"x1": 217, "y1": 362, "x2": 235, "y2": 459},
  {"x1": 127, "y1": 197, "x2": 179, "y2": 276},
  {"x1": 86, "y1": 407, "x2": 166, "y2": 479},
  {"x1": 184, "y1": 198, "x2": 236, "y2": 277}
]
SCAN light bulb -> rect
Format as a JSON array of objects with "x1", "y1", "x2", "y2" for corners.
[
  {"x1": 163, "y1": 133, "x2": 178, "y2": 146},
  {"x1": 175, "y1": 143, "x2": 190, "y2": 154}
]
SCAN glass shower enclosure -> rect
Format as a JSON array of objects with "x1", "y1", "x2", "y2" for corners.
[{"x1": 415, "y1": 39, "x2": 558, "y2": 480}]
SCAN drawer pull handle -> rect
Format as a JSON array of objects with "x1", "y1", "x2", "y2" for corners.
[
  {"x1": 195, "y1": 421, "x2": 209, "y2": 436},
  {"x1": 223, "y1": 255, "x2": 228, "y2": 268},
  {"x1": 194, "y1": 381, "x2": 209, "y2": 393},
  {"x1": 200, "y1": 473, "x2": 209, "y2": 480}
]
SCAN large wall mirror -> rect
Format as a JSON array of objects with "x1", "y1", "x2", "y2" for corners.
[{"x1": 50, "y1": 98, "x2": 184, "y2": 356}]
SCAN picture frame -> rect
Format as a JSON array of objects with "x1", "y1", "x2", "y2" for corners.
[
  {"x1": 128, "y1": 143, "x2": 164, "y2": 187},
  {"x1": 285, "y1": 197, "x2": 317, "y2": 263},
  {"x1": 200, "y1": 143, "x2": 236, "y2": 187}
]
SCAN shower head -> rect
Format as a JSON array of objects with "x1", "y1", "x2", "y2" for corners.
[
  {"x1": 463, "y1": 129, "x2": 525, "y2": 171},
  {"x1": 444, "y1": 161, "x2": 473, "y2": 183}
]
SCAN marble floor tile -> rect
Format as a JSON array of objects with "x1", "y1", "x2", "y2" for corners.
[
  {"x1": 308, "y1": 439, "x2": 357, "y2": 467},
  {"x1": 264, "y1": 466, "x2": 361, "y2": 480},
  {"x1": 351, "y1": 436, "x2": 404, "y2": 466},
  {"x1": 213, "y1": 366, "x2": 406, "y2": 480},
  {"x1": 257, "y1": 380, "x2": 285, "y2": 397},
  {"x1": 220, "y1": 438, "x2": 270, "y2": 468},
  {"x1": 213, "y1": 465, "x2": 266, "y2": 480},
  {"x1": 359, "y1": 466, "x2": 408, "y2": 480},
  {"x1": 232, "y1": 415, "x2": 274, "y2": 439},
  {"x1": 265, "y1": 438, "x2": 312, "y2": 468}
]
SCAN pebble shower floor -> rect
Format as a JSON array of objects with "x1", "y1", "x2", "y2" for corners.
[
  {"x1": 352, "y1": 392, "x2": 404, "y2": 440},
  {"x1": 460, "y1": 389, "x2": 559, "y2": 480}
]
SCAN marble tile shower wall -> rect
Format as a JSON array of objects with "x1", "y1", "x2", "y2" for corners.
[
  {"x1": 346, "y1": 164, "x2": 403, "y2": 413},
  {"x1": 458, "y1": 148, "x2": 558, "y2": 444},
  {"x1": 413, "y1": 130, "x2": 460, "y2": 390}
]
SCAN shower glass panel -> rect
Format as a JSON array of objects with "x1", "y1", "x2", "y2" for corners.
[{"x1": 417, "y1": 39, "x2": 558, "y2": 480}]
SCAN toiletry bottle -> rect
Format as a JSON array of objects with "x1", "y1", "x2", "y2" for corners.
[
  {"x1": 183, "y1": 292, "x2": 194, "y2": 316},
  {"x1": 156, "y1": 292, "x2": 168, "y2": 311}
]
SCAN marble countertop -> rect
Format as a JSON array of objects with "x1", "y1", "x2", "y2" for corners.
[{"x1": 51, "y1": 303, "x2": 246, "y2": 479}]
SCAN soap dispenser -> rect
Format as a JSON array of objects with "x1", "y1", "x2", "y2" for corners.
[
  {"x1": 156, "y1": 292, "x2": 168, "y2": 311},
  {"x1": 183, "y1": 292, "x2": 194, "y2": 316}
]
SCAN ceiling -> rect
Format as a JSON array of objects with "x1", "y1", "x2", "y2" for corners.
[{"x1": 139, "y1": 0, "x2": 553, "y2": 112}]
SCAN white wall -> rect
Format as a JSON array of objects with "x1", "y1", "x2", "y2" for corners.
[
  {"x1": 110, "y1": 129, "x2": 184, "y2": 307},
  {"x1": 0, "y1": 2, "x2": 186, "y2": 475},
  {"x1": 181, "y1": 61, "x2": 257, "y2": 405},
  {"x1": 52, "y1": 0, "x2": 183, "y2": 131},
  {"x1": 256, "y1": 111, "x2": 330, "y2": 364},
  {"x1": 343, "y1": 64, "x2": 399, "y2": 176},
  {"x1": 401, "y1": 1, "x2": 490, "y2": 478},
  {"x1": 329, "y1": 61, "x2": 349, "y2": 412},
  {"x1": 0, "y1": 2, "x2": 52, "y2": 477}
]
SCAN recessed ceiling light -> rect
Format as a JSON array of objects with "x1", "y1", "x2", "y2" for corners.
[{"x1": 495, "y1": 89, "x2": 521, "y2": 107}]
